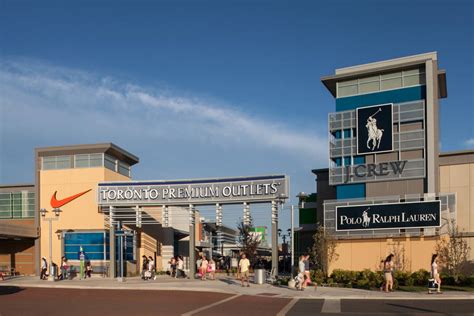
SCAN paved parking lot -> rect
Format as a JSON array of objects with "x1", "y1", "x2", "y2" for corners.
[{"x1": 1, "y1": 287, "x2": 473, "y2": 316}]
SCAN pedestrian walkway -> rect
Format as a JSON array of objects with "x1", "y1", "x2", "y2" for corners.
[{"x1": 1, "y1": 275, "x2": 473, "y2": 300}]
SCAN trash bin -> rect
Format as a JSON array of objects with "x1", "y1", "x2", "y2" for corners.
[
  {"x1": 50, "y1": 264, "x2": 57, "y2": 281},
  {"x1": 254, "y1": 269, "x2": 266, "y2": 284}
]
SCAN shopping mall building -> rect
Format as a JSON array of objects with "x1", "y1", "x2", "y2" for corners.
[
  {"x1": 296, "y1": 52, "x2": 473, "y2": 273},
  {"x1": 1, "y1": 52, "x2": 472, "y2": 277},
  {"x1": 0, "y1": 143, "x2": 288, "y2": 277}
]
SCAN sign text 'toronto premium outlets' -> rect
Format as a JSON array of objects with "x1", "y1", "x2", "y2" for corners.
[{"x1": 98, "y1": 175, "x2": 289, "y2": 206}]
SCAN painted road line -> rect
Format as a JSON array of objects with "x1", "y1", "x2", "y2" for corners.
[
  {"x1": 181, "y1": 294, "x2": 242, "y2": 316},
  {"x1": 276, "y1": 297, "x2": 299, "y2": 316},
  {"x1": 321, "y1": 298, "x2": 341, "y2": 313}
]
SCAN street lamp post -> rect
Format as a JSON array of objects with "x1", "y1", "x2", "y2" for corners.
[
  {"x1": 40, "y1": 208, "x2": 62, "y2": 281},
  {"x1": 294, "y1": 192, "x2": 308, "y2": 274},
  {"x1": 277, "y1": 192, "x2": 307, "y2": 276}
]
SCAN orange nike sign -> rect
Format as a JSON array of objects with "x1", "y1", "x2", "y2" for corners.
[{"x1": 50, "y1": 189, "x2": 92, "y2": 208}]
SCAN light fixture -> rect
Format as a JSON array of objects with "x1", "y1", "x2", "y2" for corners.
[
  {"x1": 53, "y1": 208, "x2": 62, "y2": 217},
  {"x1": 296, "y1": 192, "x2": 308, "y2": 208},
  {"x1": 40, "y1": 208, "x2": 47, "y2": 217}
]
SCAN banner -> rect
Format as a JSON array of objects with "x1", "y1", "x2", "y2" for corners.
[{"x1": 357, "y1": 103, "x2": 393, "y2": 155}]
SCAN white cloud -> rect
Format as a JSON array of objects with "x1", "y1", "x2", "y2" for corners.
[
  {"x1": 465, "y1": 138, "x2": 474, "y2": 147},
  {"x1": 0, "y1": 59, "x2": 328, "y2": 184}
]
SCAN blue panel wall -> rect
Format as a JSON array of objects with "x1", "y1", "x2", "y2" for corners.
[
  {"x1": 335, "y1": 86, "x2": 426, "y2": 112},
  {"x1": 337, "y1": 183, "x2": 366, "y2": 199},
  {"x1": 64, "y1": 232, "x2": 105, "y2": 260}
]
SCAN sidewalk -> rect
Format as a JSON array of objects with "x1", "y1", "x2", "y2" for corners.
[{"x1": 1, "y1": 275, "x2": 473, "y2": 300}]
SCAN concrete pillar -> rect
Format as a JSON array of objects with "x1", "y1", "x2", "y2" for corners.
[
  {"x1": 189, "y1": 204, "x2": 195, "y2": 279},
  {"x1": 271, "y1": 200, "x2": 278, "y2": 277},
  {"x1": 109, "y1": 206, "x2": 116, "y2": 279}
]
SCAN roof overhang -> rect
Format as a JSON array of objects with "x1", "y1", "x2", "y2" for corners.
[
  {"x1": 36, "y1": 143, "x2": 139, "y2": 166},
  {"x1": 321, "y1": 52, "x2": 441, "y2": 98}
]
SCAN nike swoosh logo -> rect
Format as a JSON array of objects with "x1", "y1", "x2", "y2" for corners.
[{"x1": 50, "y1": 189, "x2": 92, "y2": 208}]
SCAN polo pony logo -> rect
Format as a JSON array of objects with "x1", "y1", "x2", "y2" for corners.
[
  {"x1": 362, "y1": 208, "x2": 371, "y2": 227},
  {"x1": 366, "y1": 108, "x2": 384, "y2": 151}
]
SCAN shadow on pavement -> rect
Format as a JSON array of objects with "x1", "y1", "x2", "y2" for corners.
[
  {"x1": 0, "y1": 286, "x2": 25, "y2": 295},
  {"x1": 218, "y1": 278, "x2": 239, "y2": 286},
  {"x1": 386, "y1": 303, "x2": 437, "y2": 313}
]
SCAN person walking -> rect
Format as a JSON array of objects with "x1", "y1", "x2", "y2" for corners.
[
  {"x1": 169, "y1": 256, "x2": 177, "y2": 278},
  {"x1": 239, "y1": 253, "x2": 250, "y2": 287},
  {"x1": 40, "y1": 257, "x2": 48, "y2": 280},
  {"x1": 200, "y1": 255, "x2": 208, "y2": 280},
  {"x1": 297, "y1": 255, "x2": 305, "y2": 291},
  {"x1": 141, "y1": 255, "x2": 148, "y2": 280},
  {"x1": 208, "y1": 259, "x2": 216, "y2": 280},
  {"x1": 196, "y1": 255, "x2": 202, "y2": 279},
  {"x1": 59, "y1": 256, "x2": 69, "y2": 280},
  {"x1": 148, "y1": 256, "x2": 156, "y2": 281},
  {"x1": 429, "y1": 254, "x2": 442, "y2": 294},
  {"x1": 85, "y1": 261, "x2": 93, "y2": 278},
  {"x1": 304, "y1": 254, "x2": 314, "y2": 288},
  {"x1": 383, "y1": 254, "x2": 394, "y2": 293},
  {"x1": 176, "y1": 256, "x2": 184, "y2": 278}
]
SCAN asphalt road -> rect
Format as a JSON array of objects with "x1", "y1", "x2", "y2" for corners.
[{"x1": 0, "y1": 287, "x2": 473, "y2": 316}]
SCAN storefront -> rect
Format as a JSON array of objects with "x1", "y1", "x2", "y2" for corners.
[{"x1": 311, "y1": 52, "x2": 473, "y2": 272}]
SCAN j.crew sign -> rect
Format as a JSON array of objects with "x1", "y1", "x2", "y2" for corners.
[{"x1": 343, "y1": 160, "x2": 407, "y2": 184}]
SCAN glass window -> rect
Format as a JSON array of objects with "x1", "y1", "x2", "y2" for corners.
[
  {"x1": 104, "y1": 155, "x2": 116, "y2": 171},
  {"x1": 343, "y1": 157, "x2": 351, "y2": 166},
  {"x1": 403, "y1": 68, "x2": 421, "y2": 76},
  {"x1": 338, "y1": 84, "x2": 358, "y2": 97},
  {"x1": 56, "y1": 156, "x2": 72, "y2": 169},
  {"x1": 403, "y1": 74, "x2": 425, "y2": 87},
  {"x1": 358, "y1": 75, "x2": 379, "y2": 84},
  {"x1": 42, "y1": 156, "x2": 72, "y2": 170},
  {"x1": 0, "y1": 193, "x2": 11, "y2": 218},
  {"x1": 381, "y1": 77, "x2": 402, "y2": 90},
  {"x1": 75, "y1": 154, "x2": 90, "y2": 168},
  {"x1": 359, "y1": 81, "x2": 380, "y2": 94},
  {"x1": 343, "y1": 129, "x2": 351, "y2": 138},
  {"x1": 12, "y1": 193, "x2": 22, "y2": 218},
  {"x1": 75, "y1": 153, "x2": 104, "y2": 168},
  {"x1": 89, "y1": 153, "x2": 103, "y2": 167},
  {"x1": 118, "y1": 162, "x2": 130, "y2": 177},
  {"x1": 0, "y1": 191, "x2": 34, "y2": 219},
  {"x1": 42, "y1": 157, "x2": 57, "y2": 170}
]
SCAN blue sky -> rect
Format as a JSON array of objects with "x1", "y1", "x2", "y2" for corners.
[{"x1": 0, "y1": 0, "x2": 473, "y2": 233}]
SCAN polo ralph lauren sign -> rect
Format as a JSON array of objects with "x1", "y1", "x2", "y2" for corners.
[
  {"x1": 336, "y1": 200, "x2": 441, "y2": 231},
  {"x1": 357, "y1": 103, "x2": 393, "y2": 155}
]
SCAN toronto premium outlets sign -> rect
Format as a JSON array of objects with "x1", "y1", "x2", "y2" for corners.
[
  {"x1": 336, "y1": 200, "x2": 441, "y2": 231},
  {"x1": 98, "y1": 175, "x2": 289, "y2": 206}
]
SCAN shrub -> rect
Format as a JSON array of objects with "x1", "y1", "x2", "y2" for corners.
[
  {"x1": 394, "y1": 271, "x2": 411, "y2": 286},
  {"x1": 465, "y1": 275, "x2": 474, "y2": 286},
  {"x1": 410, "y1": 269, "x2": 430, "y2": 286},
  {"x1": 330, "y1": 269, "x2": 359, "y2": 287},
  {"x1": 311, "y1": 269, "x2": 326, "y2": 284}
]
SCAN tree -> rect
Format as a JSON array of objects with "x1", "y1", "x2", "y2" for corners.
[
  {"x1": 236, "y1": 215, "x2": 261, "y2": 264},
  {"x1": 389, "y1": 241, "x2": 410, "y2": 272},
  {"x1": 435, "y1": 219, "x2": 470, "y2": 282},
  {"x1": 310, "y1": 225, "x2": 339, "y2": 276}
]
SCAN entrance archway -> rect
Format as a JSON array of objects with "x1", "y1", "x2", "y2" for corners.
[{"x1": 97, "y1": 175, "x2": 289, "y2": 279}]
